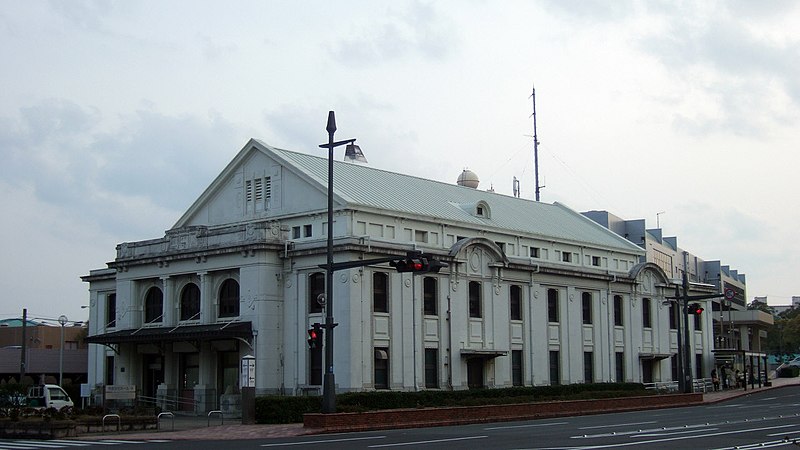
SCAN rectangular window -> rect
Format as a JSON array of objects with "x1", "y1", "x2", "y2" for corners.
[
  {"x1": 105, "y1": 355, "x2": 114, "y2": 386},
  {"x1": 308, "y1": 273, "x2": 325, "y2": 314},
  {"x1": 245, "y1": 180, "x2": 253, "y2": 202},
  {"x1": 424, "y1": 348, "x2": 438, "y2": 388},
  {"x1": 669, "y1": 303, "x2": 678, "y2": 330},
  {"x1": 695, "y1": 353, "x2": 703, "y2": 379},
  {"x1": 510, "y1": 285, "x2": 522, "y2": 321},
  {"x1": 512, "y1": 350, "x2": 523, "y2": 386},
  {"x1": 549, "y1": 350, "x2": 560, "y2": 385},
  {"x1": 495, "y1": 242, "x2": 506, "y2": 253},
  {"x1": 415, "y1": 230, "x2": 428, "y2": 243},
  {"x1": 469, "y1": 281, "x2": 482, "y2": 318},
  {"x1": 373, "y1": 273, "x2": 388, "y2": 313},
  {"x1": 592, "y1": 256, "x2": 601, "y2": 267},
  {"x1": 423, "y1": 277, "x2": 437, "y2": 316},
  {"x1": 106, "y1": 293, "x2": 116, "y2": 328},
  {"x1": 303, "y1": 224, "x2": 312, "y2": 237},
  {"x1": 530, "y1": 247, "x2": 540, "y2": 258},
  {"x1": 292, "y1": 226, "x2": 300, "y2": 239},
  {"x1": 614, "y1": 295, "x2": 623, "y2": 326},
  {"x1": 582, "y1": 292, "x2": 592, "y2": 325},
  {"x1": 670, "y1": 354, "x2": 679, "y2": 382},
  {"x1": 547, "y1": 288, "x2": 559, "y2": 323},
  {"x1": 375, "y1": 348, "x2": 389, "y2": 389},
  {"x1": 561, "y1": 252, "x2": 572, "y2": 263},
  {"x1": 642, "y1": 297, "x2": 652, "y2": 328},
  {"x1": 694, "y1": 310, "x2": 702, "y2": 331},
  {"x1": 615, "y1": 351, "x2": 625, "y2": 382},
  {"x1": 584, "y1": 351, "x2": 594, "y2": 383}
]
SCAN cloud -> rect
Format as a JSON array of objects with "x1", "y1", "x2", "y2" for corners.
[
  {"x1": 198, "y1": 34, "x2": 238, "y2": 61},
  {"x1": 328, "y1": 1, "x2": 458, "y2": 65},
  {"x1": 637, "y1": 7, "x2": 800, "y2": 136},
  {"x1": 0, "y1": 100, "x2": 245, "y2": 238},
  {"x1": 540, "y1": 0, "x2": 636, "y2": 22}
]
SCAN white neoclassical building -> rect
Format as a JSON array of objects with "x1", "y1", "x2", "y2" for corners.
[{"x1": 83, "y1": 139, "x2": 715, "y2": 413}]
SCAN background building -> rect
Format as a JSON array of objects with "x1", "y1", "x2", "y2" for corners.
[{"x1": 0, "y1": 318, "x2": 88, "y2": 386}]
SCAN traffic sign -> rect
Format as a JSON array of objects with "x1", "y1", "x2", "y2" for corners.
[{"x1": 724, "y1": 288, "x2": 735, "y2": 300}]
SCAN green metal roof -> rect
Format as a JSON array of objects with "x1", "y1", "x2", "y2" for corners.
[{"x1": 256, "y1": 140, "x2": 643, "y2": 253}]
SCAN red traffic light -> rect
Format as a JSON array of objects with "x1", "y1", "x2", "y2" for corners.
[
  {"x1": 392, "y1": 258, "x2": 426, "y2": 272},
  {"x1": 390, "y1": 254, "x2": 447, "y2": 274},
  {"x1": 687, "y1": 303, "x2": 704, "y2": 315},
  {"x1": 307, "y1": 324, "x2": 323, "y2": 349}
]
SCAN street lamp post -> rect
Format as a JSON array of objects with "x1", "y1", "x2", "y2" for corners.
[
  {"x1": 318, "y1": 111, "x2": 357, "y2": 414},
  {"x1": 58, "y1": 314, "x2": 68, "y2": 386}
]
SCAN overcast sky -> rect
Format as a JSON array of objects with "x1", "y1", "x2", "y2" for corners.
[{"x1": 2, "y1": 0, "x2": 799, "y2": 323}]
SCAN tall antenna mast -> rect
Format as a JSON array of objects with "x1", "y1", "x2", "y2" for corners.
[{"x1": 530, "y1": 84, "x2": 543, "y2": 201}]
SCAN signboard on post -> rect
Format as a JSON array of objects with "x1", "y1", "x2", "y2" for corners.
[
  {"x1": 105, "y1": 385, "x2": 136, "y2": 400},
  {"x1": 241, "y1": 355, "x2": 256, "y2": 388}
]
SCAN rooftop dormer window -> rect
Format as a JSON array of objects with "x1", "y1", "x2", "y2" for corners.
[{"x1": 475, "y1": 200, "x2": 490, "y2": 218}]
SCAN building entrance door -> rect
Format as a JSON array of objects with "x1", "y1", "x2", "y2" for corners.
[
  {"x1": 142, "y1": 354, "x2": 163, "y2": 399},
  {"x1": 467, "y1": 359, "x2": 484, "y2": 389}
]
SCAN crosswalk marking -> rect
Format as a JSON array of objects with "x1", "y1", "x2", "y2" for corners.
[{"x1": 0, "y1": 440, "x2": 170, "y2": 450}]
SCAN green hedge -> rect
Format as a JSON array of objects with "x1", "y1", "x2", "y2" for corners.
[
  {"x1": 254, "y1": 383, "x2": 650, "y2": 423},
  {"x1": 255, "y1": 396, "x2": 321, "y2": 424}
]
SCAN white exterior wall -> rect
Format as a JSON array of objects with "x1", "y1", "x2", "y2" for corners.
[{"x1": 83, "y1": 141, "x2": 719, "y2": 412}]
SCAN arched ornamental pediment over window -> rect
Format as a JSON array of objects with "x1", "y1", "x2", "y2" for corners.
[
  {"x1": 629, "y1": 262, "x2": 673, "y2": 303},
  {"x1": 448, "y1": 237, "x2": 508, "y2": 278}
]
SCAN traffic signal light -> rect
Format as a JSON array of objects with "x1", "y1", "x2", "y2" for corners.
[
  {"x1": 687, "y1": 303, "x2": 704, "y2": 315},
  {"x1": 390, "y1": 254, "x2": 447, "y2": 274},
  {"x1": 391, "y1": 257, "x2": 426, "y2": 273},
  {"x1": 307, "y1": 323, "x2": 323, "y2": 349}
]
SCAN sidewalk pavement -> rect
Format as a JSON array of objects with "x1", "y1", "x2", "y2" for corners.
[{"x1": 78, "y1": 378, "x2": 800, "y2": 441}]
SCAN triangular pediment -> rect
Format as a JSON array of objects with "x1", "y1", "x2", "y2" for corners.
[{"x1": 173, "y1": 139, "x2": 342, "y2": 229}]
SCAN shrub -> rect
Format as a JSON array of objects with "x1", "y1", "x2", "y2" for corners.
[
  {"x1": 255, "y1": 396, "x2": 321, "y2": 424},
  {"x1": 253, "y1": 383, "x2": 651, "y2": 423}
]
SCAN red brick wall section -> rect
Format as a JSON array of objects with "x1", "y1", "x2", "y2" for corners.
[{"x1": 303, "y1": 394, "x2": 703, "y2": 432}]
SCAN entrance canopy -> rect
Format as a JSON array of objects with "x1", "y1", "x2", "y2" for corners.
[
  {"x1": 460, "y1": 349, "x2": 508, "y2": 360},
  {"x1": 638, "y1": 352, "x2": 674, "y2": 361},
  {"x1": 86, "y1": 321, "x2": 252, "y2": 345}
]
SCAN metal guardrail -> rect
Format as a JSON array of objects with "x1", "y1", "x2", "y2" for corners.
[
  {"x1": 643, "y1": 381, "x2": 679, "y2": 392},
  {"x1": 208, "y1": 410, "x2": 223, "y2": 427},
  {"x1": 138, "y1": 394, "x2": 198, "y2": 411},
  {"x1": 644, "y1": 378, "x2": 715, "y2": 393},
  {"x1": 102, "y1": 413, "x2": 121, "y2": 433},
  {"x1": 157, "y1": 411, "x2": 175, "y2": 431}
]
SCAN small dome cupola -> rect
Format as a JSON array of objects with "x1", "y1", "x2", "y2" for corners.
[{"x1": 457, "y1": 169, "x2": 479, "y2": 189}]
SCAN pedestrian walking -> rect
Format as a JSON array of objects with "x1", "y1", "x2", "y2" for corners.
[{"x1": 711, "y1": 368, "x2": 720, "y2": 391}]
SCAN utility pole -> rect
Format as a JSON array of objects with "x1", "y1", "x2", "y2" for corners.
[
  {"x1": 530, "y1": 85, "x2": 543, "y2": 202},
  {"x1": 682, "y1": 269, "x2": 693, "y2": 393},
  {"x1": 20, "y1": 308, "x2": 27, "y2": 380}
]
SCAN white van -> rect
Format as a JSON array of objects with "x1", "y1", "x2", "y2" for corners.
[{"x1": 27, "y1": 384, "x2": 74, "y2": 410}]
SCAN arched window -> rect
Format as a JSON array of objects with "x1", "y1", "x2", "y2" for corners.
[
  {"x1": 180, "y1": 283, "x2": 201, "y2": 321},
  {"x1": 219, "y1": 279, "x2": 240, "y2": 318},
  {"x1": 309, "y1": 272, "x2": 325, "y2": 314},
  {"x1": 144, "y1": 287, "x2": 163, "y2": 324}
]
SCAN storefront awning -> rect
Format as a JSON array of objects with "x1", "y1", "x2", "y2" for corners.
[
  {"x1": 638, "y1": 352, "x2": 673, "y2": 360},
  {"x1": 86, "y1": 321, "x2": 252, "y2": 345},
  {"x1": 460, "y1": 349, "x2": 508, "y2": 359}
]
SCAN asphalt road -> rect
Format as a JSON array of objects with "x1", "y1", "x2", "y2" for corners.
[{"x1": 6, "y1": 387, "x2": 800, "y2": 450}]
